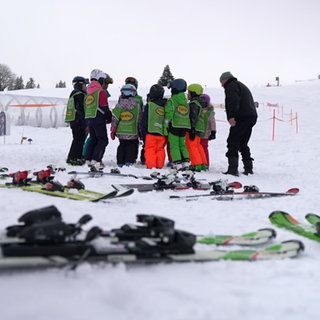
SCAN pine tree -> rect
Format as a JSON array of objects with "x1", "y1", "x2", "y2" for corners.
[
  {"x1": 25, "y1": 77, "x2": 36, "y2": 89},
  {"x1": 13, "y1": 76, "x2": 24, "y2": 90},
  {"x1": 158, "y1": 65, "x2": 174, "y2": 86},
  {"x1": 56, "y1": 80, "x2": 66, "y2": 88}
]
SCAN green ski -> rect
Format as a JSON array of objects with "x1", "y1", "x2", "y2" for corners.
[
  {"x1": 197, "y1": 228, "x2": 276, "y2": 246},
  {"x1": 269, "y1": 211, "x2": 320, "y2": 242}
]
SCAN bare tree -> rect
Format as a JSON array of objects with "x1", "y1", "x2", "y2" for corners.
[{"x1": 0, "y1": 64, "x2": 15, "y2": 91}]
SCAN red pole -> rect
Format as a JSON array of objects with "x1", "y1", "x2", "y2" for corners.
[{"x1": 272, "y1": 109, "x2": 275, "y2": 141}]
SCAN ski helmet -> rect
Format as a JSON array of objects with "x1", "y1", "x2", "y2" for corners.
[
  {"x1": 72, "y1": 76, "x2": 89, "y2": 85},
  {"x1": 201, "y1": 93, "x2": 211, "y2": 105},
  {"x1": 90, "y1": 69, "x2": 106, "y2": 81},
  {"x1": 149, "y1": 84, "x2": 165, "y2": 100},
  {"x1": 167, "y1": 78, "x2": 187, "y2": 93},
  {"x1": 105, "y1": 73, "x2": 113, "y2": 84},
  {"x1": 125, "y1": 76, "x2": 138, "y2": 89},
  {"x1": 187, "y1": 84, "x2": 203, "y2": 96},
  {"x1": 121, "y1": 84, "x2": 137, "y2": 96}
]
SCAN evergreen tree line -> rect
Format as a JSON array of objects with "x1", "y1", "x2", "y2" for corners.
[
  {"x1": 0, "y1": 63, "x2": 175, "y2": 92},
  {"x1": 0, "y1": 63, "x2": 66, "y2": 91}
]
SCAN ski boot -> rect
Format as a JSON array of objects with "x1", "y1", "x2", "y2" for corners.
[
  {"x1": 111, "y1": 167, "x2": 121, "y2": 174},
  {"x1": 43, "y1": 181, "x2": 65, "y2": 192},
  {"x1": 153, "y1": 173, "x2": 176, "y2": 190},
  {"x1": 210, "y1": 179, "x2": 230, "y2": 195},
  {"x1": 243, "y1": 185, "x2": 259, "y2": 193},
  {"x1": 66, "y1": 179, "x2": 85, "y2": 190},
  {"x1": 9, "y1": 170, "x2": 31, "y2": 186},
  {"x1": 33, "y1": 169, "x2": 54, "y2": 183}
]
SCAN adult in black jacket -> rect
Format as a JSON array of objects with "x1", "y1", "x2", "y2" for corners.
[{"x1": 220, "y1": 72, "x2": 257, "y2": 176}]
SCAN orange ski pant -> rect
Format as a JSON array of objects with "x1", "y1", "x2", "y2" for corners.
[
  {"x1": 144, "y1": 134, "x2": 166, "y2": 169},
  {"x1": 185, "y1": 133, "x2": 208, "y2": 166}
]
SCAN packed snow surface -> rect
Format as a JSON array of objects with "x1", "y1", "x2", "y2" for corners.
[{"x1": 1, "y1": 81, "x2": 320, "y2": 320}]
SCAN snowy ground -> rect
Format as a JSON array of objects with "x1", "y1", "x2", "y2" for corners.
[{"x1": 1, "y1": 81, "x2": 320, "y2": 320}]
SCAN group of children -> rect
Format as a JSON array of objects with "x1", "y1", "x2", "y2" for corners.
[{"x1": 65, "y1": 70, "x2": 216, "y2": 172}]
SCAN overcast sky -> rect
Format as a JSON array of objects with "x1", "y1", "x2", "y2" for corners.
[{"x1": 1, "y1": 0, "x2": 320, "y2": 89}]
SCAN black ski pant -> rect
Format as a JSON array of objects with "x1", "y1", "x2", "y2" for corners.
[
  {"x1": 85, "y1": 123, "x2": 109, "y2": 163},
  {"x1": 67, "y1": 125, "x2": 86, "y2": 161},
  {"x1": 225, "y1": 116, "x2": 257, "y2": 161},
  {"x1": 117, "y1": 139, "x2": 139, "y2": 165}
]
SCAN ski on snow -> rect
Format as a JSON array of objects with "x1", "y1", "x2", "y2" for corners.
[
  {"x1": 117, "y1": 180, "x2": 242, "y2": 193},
  {"x1": 68, "y1": 169, "x2": 153, "y2": 180},
  {"x1": 0, "y1": 177, "x2": 134, "y2": 202},
  {"x1": 0, "y1": 206, "x2": 304, "y2": 271},
  {"x1": 170, "y1": 187, "x2": 299, "y2": 200},
  {"x1": 269, "y1": 211, "x2": 320, "y2": 242}
]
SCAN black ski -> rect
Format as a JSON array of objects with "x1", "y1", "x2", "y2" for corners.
[
  {"x1": 117, "y1": 180, "x2": 242, "y2": 193},
  {"x1": 170, "y1": 187, "x2": 299, "y2": 200},
  {"x1": 0, "y1": 206, "x2": 304, "y2": 271},
  {"x1": 68, "y1": 169, "x2": 153, "y2": 180}
]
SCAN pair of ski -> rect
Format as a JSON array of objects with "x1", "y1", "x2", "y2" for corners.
[
  {"x1": 68, "y1": 169, "x2": 154, "y2": 180},
  {"x1": 118, "y1": 178, "x2": 299, "y2": 200},
  {"x1": 117, "y1": 179, "x2": 241, "y2": 193},
  {"x1": 269, "y1": 211, "x2": 320, "y2": 242},
  {"x1": 170, "y1": 187, "x2": 299, "y2": 200},
  {"x1": 0, "y1": 178, "x2": 133, "y2": 202},
  {"x1": 0, "y1": 206, "x2": 304, "y2": 271}
]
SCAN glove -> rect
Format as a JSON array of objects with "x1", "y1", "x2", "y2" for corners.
[
  {"x1": 189, "y1": 128, "x2": 196, "y2": 141},
  {"x1": 208, "y1": 130, "x2": 216, "y2": 140},
  {"x1": 111, "y1": 126, "x2": 117, "y2": 140},
  {"x1": 163, "y1": 120, "x2": 170, "y2": 136}
]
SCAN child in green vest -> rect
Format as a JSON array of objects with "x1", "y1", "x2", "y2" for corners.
[
  {"x1": 65, "y1": 76, "x2": 88, "y2": 166},
  {"x1": 164, "y1": 78, "x2": 191, "y2": 171},
  {"x1": 111, "y1": 84, "x2": 142, "y2": 167}
]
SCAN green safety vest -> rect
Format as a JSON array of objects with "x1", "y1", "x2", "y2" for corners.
[
  {"x1": 148, "y1": 101, "x2": 165, "y2": 135},
  {"x1": 84, "y1": 90, "x2": 100, "y2": 119},
  {"x1": 166, "y1": 93, "x2": 191, "y2": 129},
  {"x1": 199, "y1": 107, "x2": 213, "y2": 138},
  {"x1": 65, "y1": 91, "x2": 84, "y2": 122},
  {"x1": 113, "y1": 98, "x2": 139, "y2": 135},
  {"x1": 192, "y1": 99, "x2": 205, "y2": 133}
]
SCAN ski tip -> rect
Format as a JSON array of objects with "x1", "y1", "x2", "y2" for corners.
[
  {"x1": 257, "y1": 228, "x2": 277, "y2": 238},
  {"x1": 229, "y1": 181, "x2": 242, "y2": 189},
  {"x1": 281, "y1": 239, "x2": 305, "y2": 252},
  {"x1": 305, "y1": 213, "x2": 320, "y2": 220},
  {"x1": 287, "y1": 188, "x2": 300, "y2": 194}
]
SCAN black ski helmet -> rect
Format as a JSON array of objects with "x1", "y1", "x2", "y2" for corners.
[
  {"x1": 149, "y1": 84, "x2": 165, "y2": 100},
  {"x1": 72, "y1": 76, "x2": 89, "y2": 85},
  {"x1": 167, "y1": 78, "x2": 187, "y2": 93}
]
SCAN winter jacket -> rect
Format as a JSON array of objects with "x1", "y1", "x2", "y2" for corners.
[
  {"x1": 189, "y1": 95, "x2": 206, "y2": 136},
  {"x1": 86, "y1": 80, "x2": 112, "y2": 125},
  {"x1": 68, "y1": 89, "x2": 86, "y2": 128},
  {"x1": 223, "y1": 77, "x2": 257, "y2": 121},
  {"x1": 201, "y1": 104, "x2": 216, "y2": 139},
  {"x1": 141, "y1": 98, "x2": 166, "y2": 138},
  {"x1": 111, "y1": 96, "x2": 142, "y2": 140}
]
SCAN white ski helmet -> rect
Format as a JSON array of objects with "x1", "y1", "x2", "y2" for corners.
[
  {"x1": 90, "y1": 69, "x2": 106, "y2": 81},
  {"x1": 120, "y1": 84, "x2": 137, "y2": 96}
]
